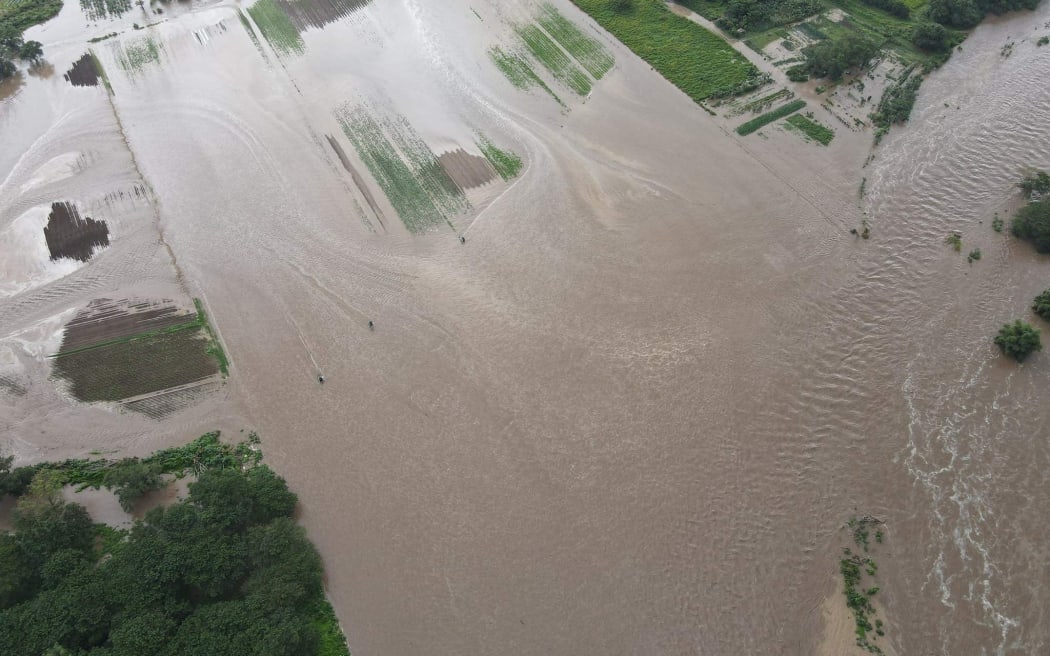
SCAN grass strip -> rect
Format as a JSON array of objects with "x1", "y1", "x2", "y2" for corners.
[
  {"x1": 517, "y1": 23, "x2": 592, "y2": 96},
  {"x1": 786, "y1": 112, "x2": 834, "y2": 144},
  {"x1": 88, "y1": 49, "x2": 112, "y2": 93},
  {"x1": 247, "y1": 0, "x2": 304, "y2": 56},
  {"x1": 568, "y1": 0, "x2": 764, "y2": 100},
  {"x1": 537, "y1": 2, "x2": 614, "y2": 79},
  {"x1": 735, "y1": 98, "x2": 805, "y2": 135},
  {"x1": 477, "y1": 135, "x2": 523, "y2": 180},
  {"x1": 194, "y1": 298, "x2": 229, "y2": 375}
]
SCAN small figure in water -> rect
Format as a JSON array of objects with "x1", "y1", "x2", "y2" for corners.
[
  {"x1": 368, "y1": 320, "x2": 374, "y2": 330},
  {"x1": 459, "y1": 235, "x2": 466, "y2": 244},
  {"x1": 318, "y1": 374, "x2": 325, "y2": 384}
]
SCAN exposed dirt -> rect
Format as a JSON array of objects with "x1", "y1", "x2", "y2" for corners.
[
  {"x1": 438, "y1": 148, "x2": 498, "y2": 190},
  {"x1": 63, "y1": 54, "x2": 101, "y2": 87},
  {"x1": 43, "y1": 202, "x2": 110, "y2": 262},
  {"x1": 58, "y1": 298, "x2": 196, "y2": 353}
]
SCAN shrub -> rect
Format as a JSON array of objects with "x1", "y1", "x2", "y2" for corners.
[
  {"x1": 925, "y1": 0, "x2": 983, "y2": 28},
  {"x1": 860, "y1": 0, "x2": 910, "y2": 18},
  {"x1": 1018, "y1": 170, "x2": 1050, "y2": 199},
  {"x1": 913, "y1": 22, "x2": 950, "y2": 52},
  {"x1": 0, "y1": 57, "x2": 14, "y2": 80},
  {"x1": 1011, "y1": 198, "x2": 1050, "y2": 253},
  {"x1": 1032, "y1": 289, "x2": 1050, "y2": 321},
  {"x1": 994, "y1": 320, "x2": 1042, "y2": 361},
  {"x1": 871, "y1": 73, "x2": 922, "y2": 129}
]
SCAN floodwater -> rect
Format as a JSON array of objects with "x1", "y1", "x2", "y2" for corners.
[{"x1": 2, "y1": 0, "x2": 1049, "y2": 654}]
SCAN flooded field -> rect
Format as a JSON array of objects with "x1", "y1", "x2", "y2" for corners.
[{"x1": 2, "y1": 0, "x2": 1049, "y2": 654}]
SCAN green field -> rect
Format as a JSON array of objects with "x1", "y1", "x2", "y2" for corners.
[
  {"x1": 338, "y1": 106, "x2": 467, "y2": 233},
  {"x1": 0, "y1": 0, "x2": 62, "y2": 33},
  {"x1": 785, "y1": 112, "x2": 834, "y2": 144},
  {"x1": 537, "y1": 3, "x2": 614, "y2": 79},
  {"x1": 517, "y1": 23, "x2": 593, "y2": 95},
  {"x1": 247, "y1": 0, "x2": 304, "y2": 56},
  {"x1": 568, "y1": 0, "x2": 763, "y2": 101},
  {"x1": 736, "y1": 98, "x2": 806, "y2": 134}
]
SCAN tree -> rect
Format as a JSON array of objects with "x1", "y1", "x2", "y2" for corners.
[
  {"x1": 105, "y1": 460, "x2": 165, "y2": 512},
  {"x1": 18, "y1": 40, "x2": 43, "y2": 63},
  {"x1": 1018, "y1": 169, "x2": 1050, "y2": 199},
  {"x1": 912, "y1": 22, "x2": 950, "y2": 52},
  {"x1": 1032, "y1": 289, "x2": 1050, "y2": 322},
  {"x1": 925, "y1": 0, "x2": 983, "y2": 27},
  {"x1": 994, "y1": 320, "x2": 1042, "y2": 361},
  {"x1": 1011, "y1": 198, "x2": 1050, "y2": 252},
  {"x1": 0, "y1": 57, "x2": 15, "y2": 80},
  {"x1": 804, "y1": 34, "x2": 880, "y2": 80}
]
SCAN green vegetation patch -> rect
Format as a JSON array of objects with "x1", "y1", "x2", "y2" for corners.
[
  {"x1": 537, "y1": 3, "x2": 614, "y2": 79},
  {"x1": 0, "y1": 435, "x2": 352, "y2": 656},
  {"x1": 488, "y1": 45, "x2": 563, "y2": 105},
  {"x1": 338, "y1": 105, "x2": 468, "y2": 233},
  {"x1": 569, "y1": 0, "x2": 764, "y2": 101},
  {"x1": 80, "y1": 0, "x2": 131, "y2": 21},
  {"x1": 0, "y1": 0, "x2": 63, "y2": 34},
  {"x1": 785, "y1": 112, "x2": 834, "y2": 144},
  {"x1": 116, "y1": 34, "x2": 163, "y2": 76},
  {"x1": 1011, "y1": 197, "x2": 1050, "y2": 253},
  {"x1": 735, "y1": 98, "x2": 806, "y2": 135},
  {"x1": 517, "y1": 23, "x2": 592, "y2": 96},
  {"x1": 995, "y1": 320, "x2": 1042, "y2": 362},
  {"x1": 247, "y1": 0, "x2": 304, "y2": 56},
  {"x1": 477, "y1": 134, "x2": 523, "y2": 181},
  {"x1": 1032, "y1": 289, "x2": 1050, "y2": 322},
  {"x1": 841, "y1": 516, "x2": 887, "y2": 653}
]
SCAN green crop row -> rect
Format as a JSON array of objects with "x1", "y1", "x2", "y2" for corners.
[{"x1": 735, "y1": 98, "x2": 806, "y2": 134}]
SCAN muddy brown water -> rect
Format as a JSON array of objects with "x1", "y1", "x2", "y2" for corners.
[{"x1": 2, "y1": 0, "x2": 1049, "y2": 654}]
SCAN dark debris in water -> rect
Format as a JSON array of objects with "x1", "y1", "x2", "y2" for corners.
[
  {"x1": 64, "y1": 54, "x2": 101, "y2": 87},
  {"x1": 276, "y1": 0, "x2": 371, "y2": 31},
  {"x1": 43, "y1": 202, "x2": 110, "y2": 262}
]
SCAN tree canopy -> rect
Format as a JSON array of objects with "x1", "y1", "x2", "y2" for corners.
[
  {"x1": 803, "y1": 34, "x2": 880, "y2": 80},
  {"x1": 0, "y1": 463, "x2": 346, "y2": 656},
  {"x1": 1011, "y1": 198, "x2": 1050, "y2": 253},
  {"x1": 994, "y1": 320, "x2": 1042, "y2": 362}
]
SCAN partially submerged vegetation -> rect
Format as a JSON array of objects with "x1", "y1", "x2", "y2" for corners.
[
  {"x1": 477, "y1": 134, "x2": 523, "y2": 181},
  {"x1": 785, "y1": 112, "x2": 834, "y2": 144},
  {"x1": 994, "y1": 320, "x2": 1041, "y2": 362},
  {"x1": 517, "y1": 23, "x2": 593, "y2": 95},
  {"x1": 247, "y1": 0, "x2": 305, "y2": 56},
  {"x1": 488, "y1": 45, "x2": 564, "y2": 105},
  {"x1": 1011, "y1": 170, "x2": 1050, "y2": 253},
  {"x1": 116, "y1": 35, "x2": 163, "y2": 76},
  {"x1": 338, "y1": 105, "x2": 467, "y2": 233},
  {"x1": 841, "y1": 515, "x2": 887, "y2": 654},
  {"x1": 569, "y1": 0, "x2": 765, "y2": 101},
  {"x1": 0, "y1": 434, "x2": 351, "y2": 656},
  {"x1": 735, "y1": 98, "x2": 805, "y2": 135},
  {"x1": 51, "y1": 299, "x2": 227, "y2": 403},
  {"x1": 537, "y1": 3, "x2": 614, "y2": 79},
  {"x1": 1032, "y1": 289, "x2": 1050, "y2": 322}
]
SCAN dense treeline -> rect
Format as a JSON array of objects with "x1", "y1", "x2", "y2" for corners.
[
  {"x1": 714, "y1": 0, "x2": 820, "y2": 33},
  {"x1": 0, "y1": 444, "x2": 349, "y2": 656},
  {"x1": 859, "y1": 0, "x2": 910, "y2": 18},
  {"x1": 926, "y1": 0, "x2": 1040, "y2": 28},
  {"x1": 1012, "y1": 170, "x2": 1050, "y2": 253}
]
